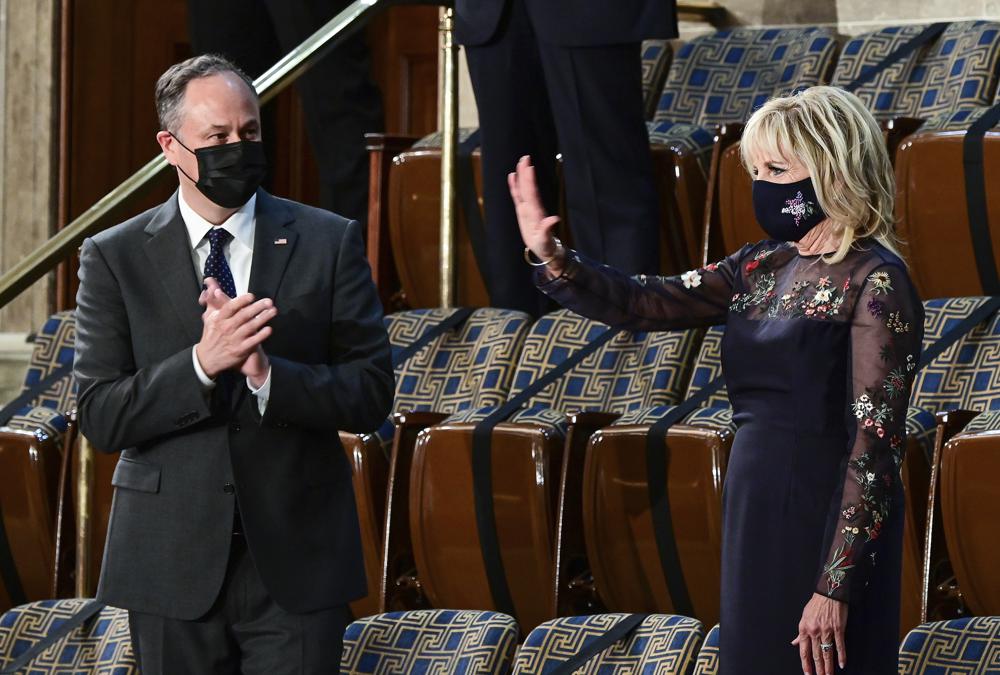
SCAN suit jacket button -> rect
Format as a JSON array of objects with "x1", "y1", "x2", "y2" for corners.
[
  {"x1": 223, "y1": 482, "x2": 235, "y2": 494},
  {"x1": 231, "y1": 423, "x2": 241, "y2": 433}
]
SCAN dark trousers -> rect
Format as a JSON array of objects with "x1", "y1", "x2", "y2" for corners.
[
  {"x1": 465, "y1": 0, "x2": 660, "y2": 315},
  {"x1": 187, "y1": 0, "x2": 384, "y2": 224},
  {"x1": 128, "y1": 535, "x2": 350, "y2": 674}
]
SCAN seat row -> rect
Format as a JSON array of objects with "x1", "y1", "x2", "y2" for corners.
[
  {"x1": 367, "y1": 20, "x2": 1000, "y2": 308},
  {"x1": 2, "y1": 600, "x2": 998, "y2": 674},
  {"x1": 0, "y1": 298, "x2": 996, "y2": 637}
]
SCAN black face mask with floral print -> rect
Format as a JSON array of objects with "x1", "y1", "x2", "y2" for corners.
[{"x1": 752, "y1": 176, "x2": 827, "y2": 242}]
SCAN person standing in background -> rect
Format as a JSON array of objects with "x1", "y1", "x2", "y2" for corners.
[
  {"x1": 456, "y1": 0, "x2": 677, "y2": 315},
  {"x1": 188, "y1": 0, "x2": 384, "y2": 227}
]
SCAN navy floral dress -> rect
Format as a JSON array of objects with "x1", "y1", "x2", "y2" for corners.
[{"x1": 536, "y1": 238, "x2": 922, "y2": 674}]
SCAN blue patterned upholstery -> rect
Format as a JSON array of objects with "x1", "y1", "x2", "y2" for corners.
[
  {"x1": 898, "y1": 616, "x2": 1000, "y2": 673},
  {"x1": 641, "y1": 40, "x2": 673, "y2": 120},
  {"x1": 649, "y1": 27, "x2": 838, "y2": 159},
  {"x1": 907, "y1": 405, "x2": 938, "y2": 457},
  {"x1": 832, "y1": 21, "x2": 1000, "y2": 122},
  {"x1": 912, "y1": 297, "x2": 1000, "y2": 415},
  {"x1": 3, "y1": 312, "x2": 76, "y2": 443},
  {"x1": 612, "y1": 325, "x2": 732, "y2": 431},
  {"x1": 366, "y1": 308, "x2": 531, "y2": 449},
  {"x1": 513, "y1": 614, "x2": 703, "y2": 674},
  {"x1": 693, "y1": 624, "x2": 720, "y2": 675},
  {"x1": 443, "y1": 310, "x2": 701, "y2": 438},
  {"x1": 961, "y1": 411, "x2": 1000, "y2": 434},
  {"x1": 0, "y1": 599, "x2": 136, "y2": 673},
  {"x1": 341, "y1": 609, "x2": 518, "y2": 675},
  {"x1": 411, "y1": 127, "x2": 481, "y2": 149}
]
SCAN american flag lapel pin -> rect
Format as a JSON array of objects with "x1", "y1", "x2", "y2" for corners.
[{"x1": 274, "y1": 237, "x2": 288, "y2": 245}]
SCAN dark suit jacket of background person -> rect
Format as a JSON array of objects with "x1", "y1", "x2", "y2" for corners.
[
  {"x1": 73, "y1": 189, "x2": 394, "y2": 620},
  {"x1": 455, "y1": 0, "x2": 677, "y2": 46}
]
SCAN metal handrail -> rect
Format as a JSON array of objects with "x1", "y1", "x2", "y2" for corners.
[{"x1": 0, "y1": 0, "x2": 393, "y2": 310}]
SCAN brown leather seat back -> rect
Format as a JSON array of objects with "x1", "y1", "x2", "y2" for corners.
[
  {"x1": 0, "y1": 431, "x2": 60, "y2": 612},
  {"x1": 387, "y1": 143, "x2": 491, "y2": 308},
  {"x1": 582, "y1": 424, "x2": 731, "y2": 627},
  {"x1": 939, "y1": 415, "x2": 1000, "y2": 615},
  {"x1": 716, "y1": 143, "x2": 762, "y2": 255},
  {"x1": 895, "y1": 131, "x2": 1000, "y2": 298}
]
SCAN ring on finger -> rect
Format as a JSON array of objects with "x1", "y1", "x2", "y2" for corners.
[{"x1": 820, "y1": 642, "x2": 834, "y2": 652}]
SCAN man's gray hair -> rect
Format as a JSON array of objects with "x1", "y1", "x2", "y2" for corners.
[{"x1": 155, "y1": 54, "x2": 257, "y2": 133}]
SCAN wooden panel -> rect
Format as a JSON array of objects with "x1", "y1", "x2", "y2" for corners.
[{"x1": 368, "y1": 7, "x2": 439, "y2": 137}]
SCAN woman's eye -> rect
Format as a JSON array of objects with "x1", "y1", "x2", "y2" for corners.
[{"x1": 770, "y1": 167, "x2": 785, "y2": 176}]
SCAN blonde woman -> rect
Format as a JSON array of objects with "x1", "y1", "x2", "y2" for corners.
[{"x1": 510, "y1": 86, "x2": 921, "y2": 674}]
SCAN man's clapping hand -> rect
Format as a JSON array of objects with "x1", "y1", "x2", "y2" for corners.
[{"x1": 196, "y1": 277, "x2": 274, "y2": 388}]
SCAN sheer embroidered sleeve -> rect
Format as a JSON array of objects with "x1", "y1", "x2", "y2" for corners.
[
  {"x1": 534, "y1": 244, "x2": 756, "y2": 331},
  {"x1": 816, "y1": 262, "x2": 923, "y2": 601}
]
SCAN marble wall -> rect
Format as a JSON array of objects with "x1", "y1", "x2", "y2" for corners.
[
  {"x1": 680, "y1": 0, "x2": 997, "y2": 38},
  {"x1": 0, "y1": 0, "x2": 57, "y2": 334}
]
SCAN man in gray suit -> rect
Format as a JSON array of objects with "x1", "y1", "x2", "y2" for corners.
[{"x1": 73, "y1": 54, "x2": 394, "y2": 673}]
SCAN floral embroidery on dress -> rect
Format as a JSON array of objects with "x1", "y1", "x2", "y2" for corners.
[
  {"x1": 730, "y1": 269, "x2": 850, "y2": 319},
  {"x1": 886, "y1": 311, "x2": 910, "y2": 334},
  {"x1": 781, "y1": 191, "x2": 817, "y2": 227},
  {"x1": 681, "y1": 269, "x2": 703, "y2": 288},
  {"x1": 867, "y1": 270, "x2": 894, "y2": 295}
]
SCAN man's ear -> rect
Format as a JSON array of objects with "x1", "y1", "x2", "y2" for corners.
[{"x1": 156, "y1": 130, "x2": 177, "y2": 165}]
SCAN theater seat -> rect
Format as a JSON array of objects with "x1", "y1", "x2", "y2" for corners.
[
  {"x1": 513, "y1": 614, "x2": 703, "y2": 674},
  {"x1": 909, "y1": 297, "x2": 1000, "y2": 625},
  {"x1": 898, "y1": 616, "x2": 1000, "y2": 673},
  {"x1": 650, "y1": 26, "x2": 838, "y2": 266},
  {"x1": 408, "y1": 310, "x2": 701, "y2": 632},
  {"x1": 0, "y1": 312, "x2": 76, "y2": 612},
  {"x1": 693, "y1": 624, "x2": 721, "y2": 675},
  {"x1": 713, "y1": 22, "x2": 1000, "y2": 259},
  {"x1": 351, "y1": 308, "x2": 531, "y2": 617},
  {"x1": 0, "y1": 599, "x2": 136, "y2": 672},
  {"x1": 939, "y1": 414, "x2": 1000, "y2": 615},
  {"x1": 895, "y1": 128, "x2": 1000, "y2": 299},
  {"x1": 833, "y1": 21, "x2": 1000, "y2": 124},
  {"x1": 340, "y1": 609, "x2": 518, "y2": 675},
  {"x1": 581, "y1": 325, "x2": 732, "y2": 627}
]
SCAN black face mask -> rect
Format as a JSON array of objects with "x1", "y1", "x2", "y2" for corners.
[
  {"x1": 170, "y1": 133, "x2": 267, "y2": 208},
  {"x1": 752, "y1": 176, "x2": 827, "y2": 242}
]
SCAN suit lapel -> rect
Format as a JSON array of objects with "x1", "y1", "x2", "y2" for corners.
[
  {"x1": 143, "y1": 193, "x2": 203, "y2": 344},
  {"x1": 248, "y1": 190, "x2": 297, "y2": 301}
]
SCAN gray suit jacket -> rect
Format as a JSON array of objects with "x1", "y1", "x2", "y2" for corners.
[{"x1": 74, "y1": 189, "x2": 394, "y2": 620}]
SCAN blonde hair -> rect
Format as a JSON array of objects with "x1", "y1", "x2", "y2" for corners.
[{"x1": 739, "y1": 86, "x2": 904, "y2": 264}]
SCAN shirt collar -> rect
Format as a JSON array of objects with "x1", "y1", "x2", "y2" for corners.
[{"x1": 178, "y1": 189, "x2": 257, "y2": 251}]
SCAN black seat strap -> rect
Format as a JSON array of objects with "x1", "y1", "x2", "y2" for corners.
[
  {"x1": 546, "y1": 613, "x2": 648, "y2": 675},
  {"x1": 961, "y1": 102, "x2": 1000, "y2": 296},
  {"x1": 456, "y1": 129, "x2": 496, "y2": 303},
  {"x1": 472, "y1": 326, "x2": 622, "y2": 616},
  {"x1": 0, "y1": 363, "x2": 73, "y2": 427},
  {"x1": 645, "y1": 375, "x2": 727, "y2": 618},
  {"x1": 0, "y1": 600, "x2": 105, "y2": 674},
  {"x1": 843, "y1": 23, "x2": 949, "y2": 92},
  {"x1": 392, "y1": 307, "x2": 475, "y2": 369}
]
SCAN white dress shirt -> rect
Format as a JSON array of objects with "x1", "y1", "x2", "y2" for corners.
[{"x1": 179, "y1": 190, "x2": 272, "y2": 413}]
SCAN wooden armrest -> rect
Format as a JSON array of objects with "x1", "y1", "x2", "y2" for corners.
[
  {"x1": 934, "y1": 408, "x2": 980, "y2": 443},
  {"x1": 714, "y1": 122, "x2": 745, "y2": 147},
  {"x1": 391, "y1": 411, "x2": 450, "y2": 429},
  {"x1": 364, "y1": 132, "x2": 419, "y2": 153},
  {"x1": 566, "y1": 411, "x2": 620, "y2": 430}
]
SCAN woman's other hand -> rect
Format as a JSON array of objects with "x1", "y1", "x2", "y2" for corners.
[
  {"x1": 792, "y1": 592, "x2": 848, "y2": 674},
  {"x1": 508, "y1": 155, "x2": 564, "y2": 274}
]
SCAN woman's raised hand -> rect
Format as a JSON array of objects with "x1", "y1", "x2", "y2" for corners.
[{"x1": 508, "y1": 155, "x2": 563, "y2": 270}]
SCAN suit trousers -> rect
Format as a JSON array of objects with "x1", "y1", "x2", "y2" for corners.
[
  {"x1": 465, "y1": 0, "x2": 661, "y2": 315},
  {"x1": 187, "y1": 0, "x2": 384, "y2": 224},
  {"x1": 128, "y1": 535, "x2": 350, "y2": 674}
]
